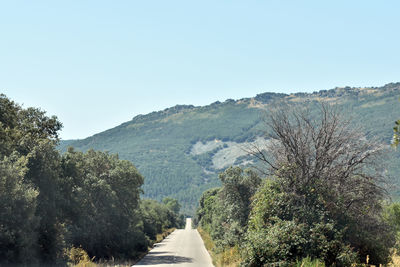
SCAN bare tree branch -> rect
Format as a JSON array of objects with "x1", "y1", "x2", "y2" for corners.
[{"x1": 249, "y1": 102, "x2": 388, "y2": 213}]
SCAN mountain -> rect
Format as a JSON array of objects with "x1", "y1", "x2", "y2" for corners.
[{"x1": 59, "y1": 83, "x2": 400, "y2": 214}]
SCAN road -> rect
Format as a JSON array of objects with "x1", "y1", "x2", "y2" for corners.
[{"x1": 134, "y1": 218, "x2": 214, "y2": 267}]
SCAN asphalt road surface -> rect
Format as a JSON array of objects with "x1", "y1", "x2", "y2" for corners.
[{"x1": 134, "y1": 218, "x2": 214, "y2": 267}]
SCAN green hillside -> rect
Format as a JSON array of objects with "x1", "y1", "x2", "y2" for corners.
[{"x1": 59, "y1": 83, "x2": 400, "y2": 214}]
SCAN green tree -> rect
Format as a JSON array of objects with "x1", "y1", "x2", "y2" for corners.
[
  {"x1": 243, "y1": 179, "x2": 358, "y2": 267},
  {"x1": 196, "y1": 167, "x2": 261, "y2": 248},
  {"x1": 0, "y1": 94, "x2": 64, "y2": 264},
  {"x1": 141, "y1": 199, "x2": 164, "y2": 240},
  {"x1": 245, "y1": 104, "x2": 395, "y2": 266},
  {"x1": 1, "y1": 93, "x2": 184, "y2": 264},
  {"x1": 196, "y1": 187, "x2": 219, "y2": 232},
  {"x1": 25, "y1": 140, "x2": 65, "y2": 263},
  {"x1": 383, "y1": 202, "x2": 400, "y2": 251},
  {"x1": 61, "y1": 148, "x2": 148, "y2": 259},
  {"x1": 0, "y1": 94, "x2": 61, "y2": 157},
  {"x1": 0, "y1": 155, "x2": 39, "y2": 264},
  {"x1": 141, "y1": 198, "x2": 184, "y2": 240},
  {"x1": 218, "y1": 167, "x2": 261, "y2": 246},
  {"x1": 162, "y1": 197, "x2": 181, "y2": 214}
]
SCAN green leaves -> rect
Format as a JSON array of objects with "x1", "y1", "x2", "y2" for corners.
[
  {"x1": 141, "y1": 198, "x2": 184, "y2": 241},
  {"x1": 196, "y1": 167, "x2": 261, "y2": 249},
  {"x1": 0, "y1": 156, "x2": 38, "y2": 264},
  {"x1": 0, "y1": 94, "x2": 63, "y2": 263},
  {"x1": 0, "y1": 94, "x2": 184, "y2": 264},
  {"x1": 198, "y1": 102, "x2": 398, "y2": 266},
  {"x1": 162, "y1": 197, "x2": 181, "y2": 214},
  {"x1": 61, "y1": 148, "x2": 147, "y2": 259}
]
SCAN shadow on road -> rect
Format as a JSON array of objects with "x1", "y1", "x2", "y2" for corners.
[
  {"x1": 144, "y1": 251, "x2": 169, "y2": 255},
  {"x1": 137, "y1": 254, "x2": 193, "y2": 265},
  {"x1": 134, "y1": 219, "x2": 213, "y2": 266}
]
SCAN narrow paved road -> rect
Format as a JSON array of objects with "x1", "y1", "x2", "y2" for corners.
[{"x1": 134, "y1": 218, "x2": 214, "y2": 267}]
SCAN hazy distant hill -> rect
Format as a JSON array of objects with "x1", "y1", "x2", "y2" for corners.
[{"x1": 59, "y1": 83, "x2": 400, "y2": 214}]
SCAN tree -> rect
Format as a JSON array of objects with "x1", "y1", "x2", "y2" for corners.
[
  {"x1": 196, "y1": 187, "x2": 220, "y2": 232},
  {"x1": 196, "y1": 167, "x2": 261, "y2": 248},
  {"x1": 0, "y1": 94, "x2": 64, "y2": 264},
  {"x1": 61, "y1": 148, "x2": 148, "y2": 259},
  {"x1": 141, "y1": 198, "x2": 183, "y2": 240},
  {"x1": 1, "y1": 93, "x2": 187, "y2": 264},
  {"x1": 162, "y1": 197, "x2": 181, "y2": 215},
  {"x1": 0, "y1": 94, "x2": 62, "y2": 157},
  {"x1": 245, "y1": 103, "x2": 395, "y2": 265},
  {"x1": 25, "y1": 140, "x2": 65, "y2": 263},
  {"x1": 0, "y1": 155, "x2": 39, "y2": 264},
  {"x1": 218, "y1": 167, "x2": 261, "y2": 246}
]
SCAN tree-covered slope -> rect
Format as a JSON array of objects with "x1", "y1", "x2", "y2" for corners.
[{"x1": 59, "y1": 83, "x2": 400, "y2": 214}]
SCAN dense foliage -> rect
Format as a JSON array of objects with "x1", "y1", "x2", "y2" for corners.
[
  {"x1": 0, "y1": 94, "x2": 184, "y2": 265},
  {"x1": 59, "y1": 83, "x2": 400, "y2": 214},
  {"x1": 196, "y1": 104, "x2": 397, "y2": 266},
  {"x1": 196, "y1": 166, "x2": 261, "y2": 251}
]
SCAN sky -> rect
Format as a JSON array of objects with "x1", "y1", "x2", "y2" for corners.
[{"x1": 1, "y1": 1, "x2": 399, "y2": 140}]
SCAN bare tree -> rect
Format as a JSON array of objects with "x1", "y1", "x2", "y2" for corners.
[
  {"x1": 244, "y1": 103, "x2": 396, "y2": 265},
  {"x1": 249, "y1": 103, "x2": 388, "y2": 219}
]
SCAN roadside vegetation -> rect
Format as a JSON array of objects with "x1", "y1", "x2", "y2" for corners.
[
  {"x1": 0, "y1": 94, "x2": 184, "y2": 266},
  {"x1": 196, "y1": 104, "x2": 400, "y2": 266}
]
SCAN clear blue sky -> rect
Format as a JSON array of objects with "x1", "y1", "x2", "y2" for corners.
[{"x1": 1, "y1": 1, "x2": 399, "y2": 139}]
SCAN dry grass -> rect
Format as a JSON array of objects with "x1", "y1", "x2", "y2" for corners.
[
  {"x1": 155, "y1": 228, "x2": 176, "y2": 243},
  {"x1": 197, "y1": 228, "x2": 214, "y2": 254},
  {"x1": 389, "y1": 253, "x2": 400, "y2": 267},
  {"x1": 197, "y1": 227, "x2": 241, "y2": 267},
  {"x1": 65, "y1": 247, "x2": 97, "y2": 267},
  {"x1": 66, "y1": 228, "x2": 176, "y2": 267},
  {"x1": 217, "y1": 246, "x2": 241, "y2": 267}
]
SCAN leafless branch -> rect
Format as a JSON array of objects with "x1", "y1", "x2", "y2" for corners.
[{"x1": 249, "y1": 102, "x2": 389, "y2": 212}]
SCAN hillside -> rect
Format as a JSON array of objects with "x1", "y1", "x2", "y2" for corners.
[{"x1": 59, "y1": 83, "x2": 400, "y2": 214}]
